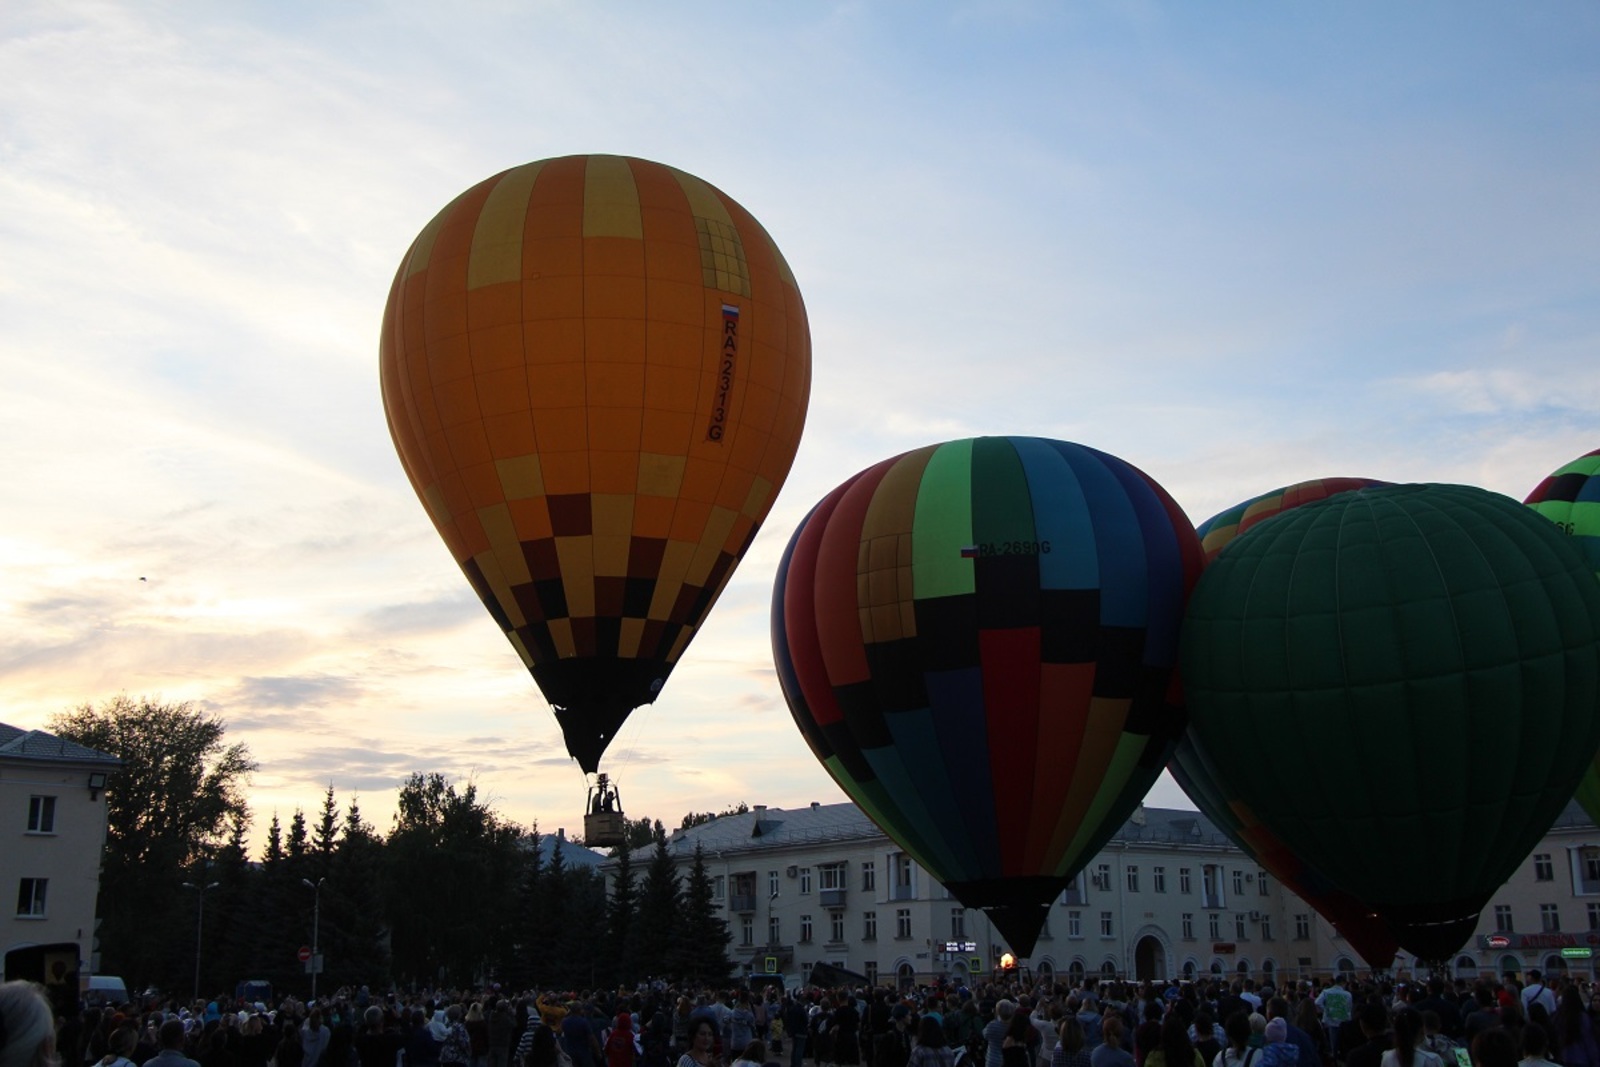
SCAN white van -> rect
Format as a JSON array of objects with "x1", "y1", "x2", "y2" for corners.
[{"x1": 83, "y1": 975, "x2": 129, "y2": 1007}]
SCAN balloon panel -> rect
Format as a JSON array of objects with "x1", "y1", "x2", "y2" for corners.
[
  {"x1": 1183, "y1": 484, "x2": 1600, "y2": 958},
  {"x1": 382, "y1": 155, "x2": 811, "y2": 770},
  {"x1": 773, "y1": 436, "x2": 1202, "y2": 950}
]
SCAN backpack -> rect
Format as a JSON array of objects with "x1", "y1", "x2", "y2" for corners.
[{"x1": 443, "y1": 1026, "x2": 472, "y2": 1065}]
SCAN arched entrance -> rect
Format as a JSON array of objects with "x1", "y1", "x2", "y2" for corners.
[
  {"x1": 1037, "y1": 961, "x2": 1055, "y2": 983},
  {"x1": 897, "y1": 962, "x2": 915, "y2": 989},
  {"x1": 1135, "y1": 935, "x2": 1167, "y2": 980},
  {"x1": 1068, "y1": 959, "x2": 1086, "y2": 981}
]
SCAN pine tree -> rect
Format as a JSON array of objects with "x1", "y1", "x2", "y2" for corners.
[
  {"x1": 331, "y1": 793, "x2": 389, "y2": 986},
  {"x1": 679, "y1": 843, "x2": 733, "y2": 985},
  {"x1": 604, "y1": 835, "x2": 638, "y2": 985}
]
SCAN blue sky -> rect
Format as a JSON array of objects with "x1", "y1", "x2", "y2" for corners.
[{"x1": 2, "y1": 1, "x2": 1596, "y2": 848}]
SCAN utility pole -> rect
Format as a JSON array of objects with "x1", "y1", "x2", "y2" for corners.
[
  {"x1": 180, "y1": 879, "x2": 219, "y2": 1003},
  {"x1": 302, "y1": 877, "x2": 326, "y2": 1000}
]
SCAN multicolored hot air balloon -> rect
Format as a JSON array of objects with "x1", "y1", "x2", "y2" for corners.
[
  {"x1": 1182, "y1": 484, "x2": 1600, "y2": 961},
  {"x1": 1177, "y1": 475, "x2": 1398, "y2": 967},
  {"x1": 1195, "y1": 477, "x2": 1388, "y2": 563},
  {"x1": 381, "y1": 155, "x2": 811, "y2": 778},
  {"x1": 1525, "y1": 448, "x2": 1600, "y2": 824},
  {"x1": 771, "y1": 436, "x2": 1203, "y2": 955}
]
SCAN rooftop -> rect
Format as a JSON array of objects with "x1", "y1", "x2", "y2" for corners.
[{"x1": 0, "y1": 722, "x2": 119, "y2": 766}]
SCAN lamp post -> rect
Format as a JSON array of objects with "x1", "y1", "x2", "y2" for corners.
[
  {"x1": 180, "y1": 879, "x2": 219, "y2": 1003},
  {"x1": 302, "y1": 877, "x2": 325, "y2": 1000}
]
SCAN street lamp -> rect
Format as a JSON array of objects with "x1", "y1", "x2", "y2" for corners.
[
  {"x1": 180, "y1": 879, "x2": 219, "y2": 1003},
  {"x1": 302, "y1": 877, "x2": 326, "y2": 1000}
]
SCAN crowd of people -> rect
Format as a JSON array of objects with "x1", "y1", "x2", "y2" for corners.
[{"x1": 3, "y1": 968, "x2": 1600, "y2": 1067}]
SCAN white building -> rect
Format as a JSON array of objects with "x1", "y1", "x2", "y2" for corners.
[
  {"x1": 609, "y1": 798, "x2": 1600, "y2": 987},
  {"x1": 1, "y1": 723, "x2": 118, "y2": 985}
]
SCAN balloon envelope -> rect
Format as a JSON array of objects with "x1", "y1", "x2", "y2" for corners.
[
  {"x1": 381, "y1": 155, "x2": 811, "y2": 772},
  {"x1": 1182, "y1": 483, "x2": 1600, "y2": 960},
  {"x1": 1525, "y1": 449, "x2": 1600, "y2": 823},
  {"x1": 1178, "y1": 475, "x2": 1399, "y2": 967},
  {"x1": 772, "y1": 436, "x2": 1202, "y2": 954}
]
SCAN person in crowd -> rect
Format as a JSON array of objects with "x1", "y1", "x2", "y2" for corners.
[
  {"x1": 1379, "y1": 1010, "x2": 1441, "y2": 1067},
  {"x1": 1214, "y1": 1013, "x2": 1257, "y2": 1067},
  {"x1": 0, "y1": 982, "x2": 58, "y2": 1067},
  {"x1": 1144, "y1": 1019, "x2": 1204, "y2": 1067},
  {"x1": 148, "y1": 1021, "x2": 202, "y2": 1067},
  {"x1": 1053, "y1": 1018, "x2": 1089, "y2": 1067},
  {"x1": 678, "y1": 1019, "x2": 720, "y2": 1067},
  {"x1": 1002, "y1": 1012, "x2": 1035, "y2": 1067},
  {"x1": 1090, "y1": 1018, "x2": 1134, "y2": 1067},
  {"x1": 1555, "y1": 985, "x2": 1600, "y2": 1067},
  {"x1": 1520, "y1": 1020, "x2": 1559, "y2": 1067},
  {"x1": 606, "y1": 1013, "x2": 639, "y2": 1067},
  {"x1": 728, "y1": 1042, "x2": 768, "y2": 1067},
  {"x1": 913, "y1": 1017, "x2": 957, "y2": 1067},
  {"x1": 1471, "y1": 1030, "x2": 1517, "y2": 1067}
]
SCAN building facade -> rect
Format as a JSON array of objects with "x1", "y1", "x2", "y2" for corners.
[
  {"x1": 611, "y1": 798, "x2": 1600, "y2": 987},
  {"x1": 1, "y1": 723, "x2": 119, "y2": 980}
]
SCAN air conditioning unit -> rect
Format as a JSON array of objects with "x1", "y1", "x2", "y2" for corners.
[
  {"x1": 1245, "y1": 873, "x2": 1255, "y2": 881},
  {"x1": 786, "y1": 866, "x2": 798, "y2": 878},
  {"x1": 1249, "y1": 911, "x2": 1262, "y2": 922}
]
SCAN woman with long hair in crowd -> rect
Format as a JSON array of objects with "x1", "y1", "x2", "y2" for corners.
[
  {"x1": 1052, "y1": 1018, "x2": 1089, "y2": 1067},
  {"x1": 1382, "y1": 1008, "x2": 1444, "y2": 1067},
  {"x1": 1557, "y1": 986, "x2": 1600, "y2": 1067}
]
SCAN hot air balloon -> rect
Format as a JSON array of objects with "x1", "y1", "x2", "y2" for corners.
[
  {"x1": 771, "y1": 436, "x2": 1203, "y2": 955},
  {"x1": 1182, "y1": 483, "x2": 1600, "y2": 961},
  {"x1": 1525, "y1": 448, "x2": 1600, "y2": 824},
  {"x1": 380, "y1": 155, "x2": 811, "y2": 834},
  {"x1": 1177, "y1": 475, "x2": 1399, "y2": 967},
  {"x1": 1195, "y1": 477, "x2": 1389, "y2": 563}
]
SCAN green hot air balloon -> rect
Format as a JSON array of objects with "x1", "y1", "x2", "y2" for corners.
[
  {"x1": 1182, "y1": 483, "x2": 1600, "y2": 961},
  {"x1": 1525, "y1": 448, "x2": 1600, "y2": 823}
]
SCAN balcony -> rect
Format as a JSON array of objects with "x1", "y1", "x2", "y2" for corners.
[
  {"x1": 730, "y1": 894, "x2": 757, "y2": 913},
  {"x1": 821, "y1": 888, "x2": 847, "y2": 907},
  {"x1": 891, "y1": 885, "x2": 915, "y2": 901}
]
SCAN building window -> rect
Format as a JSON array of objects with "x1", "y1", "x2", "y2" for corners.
[
  {"x1": 1235, "y1": 914, "x2": 1248, "y2": 939},
  {"x1": 1093, "y1": 863, "x2": 1112, "y2": 891},
  {"x1": 1541, "y1": 904, "x2": 1561, "y2": 933},
  {"x1": 863, "y1": 861, "x2": 877, "y2": 892},
  {"x1": 1100, "y1": 911, "x2": 1114, "y2": 937},
  {"x1": 864, "y1": 961, "x2": 878, "y2": 985},
  {"x1": 1182, "y1": 913, "x2": 1194, "y2": 940},
  {"x1": 1202, "y1": 865, "x2": 1224, "y2": 909},
  {"x1": 713, "y1": 875, "x2": 725, "y2": 901},
  {"x1": 1585, "y1": 851, "x2": 1600, "y2": 883},
  {"x1": 863, "y1": 911, "x2": 877, "y2": 940},
  {"x1": 820, "y1": 862, "x2": 847, "y2": 892},
  {"x1": 1258, "y1": 871, "x2": 1269, "y2": 896},
  {"x1": 769, "y1": 870, "x2": 780, "y2": 898},
  {"x1": 1040, "y1": 913, "x2": 1051, "y2": 939},
  {"x1": 1294, "y1": 914, "x2": 1310, "y2": 941},
  {"x1": 896, "y1": 908, "x2": 912, "y2": 939},
  {"x1": 1180, "y1": 867, "x2": 1192, "y2": 895},
  {"x1": 1232, "y1": 869, "x2": 1245, "y2": 897},
  {"x1": 799, "y1": 915, "x2": 813, "y2": 942},
  {"x1": 1495, "y1": 905, "x2": 1513, "y2": 932},
  {"x1": 1126, "y1": 865, "x2": 1139, "y2": 893},
  {"x1": 892, "y1": 853, "x2": 914, "y2": 898},
  {"x1": 1535, "y1": 854, "x2": 1554, "y2": 881},
  {"x1": 16, "y1": 878, "x2": 47, "y2": 917},
  {"x1": 1262, "y1": 914, "x2": 1274, "y2": 941},
  {"x1": 27, "y1": 797, "x2": 56, "y2": 834},
  {"x1": 1209, "y1": 913, "x2": 1221, "y2": 940},
  {"x1": 1068, "y1": 911, "x2": 1083, "y2": 939},
  {"x1": 769, "y1": 915, "x2": 781, "y2": 943},
  {"x1": 1589, "y1": 903, "x2": 1600, "y2": 931},
  {"x1": 1153, "y1": 866, "x2": 1166, "y2": 893},
  {"x1": 799, "y1": 868, "x2": 812, "y2": 894},
  {"x1": 741, "y1": 915, "x2": 754, "y2": 946},
  {"x1": 830, "y1": 911, "x2": 845, "y2": 943},
  {"x1": 951, "y1": 908, "x2": 966, "y2": 939}
]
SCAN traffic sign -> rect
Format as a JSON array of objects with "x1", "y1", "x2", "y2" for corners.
[{"x1": 298, "y1": 945, "x2": 312, "y2": 963}]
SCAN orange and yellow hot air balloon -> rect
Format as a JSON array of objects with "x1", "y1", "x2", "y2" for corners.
[{"x1": 380, "y1": 154, "x2": 811, "y2": 775}]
